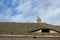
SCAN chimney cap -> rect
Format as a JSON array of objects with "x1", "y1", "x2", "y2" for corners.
[{"x1": 37, "y1": 16, "x2": 41, "y2": 20}]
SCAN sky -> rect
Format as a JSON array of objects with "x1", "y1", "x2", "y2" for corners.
[{"x1": 0, "y1": 0, "x2": 60, "y2": 25}]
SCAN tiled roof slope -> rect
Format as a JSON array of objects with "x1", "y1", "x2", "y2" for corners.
[{"x1": 0, "y1": 22, "x2": 60, "y2": 35}]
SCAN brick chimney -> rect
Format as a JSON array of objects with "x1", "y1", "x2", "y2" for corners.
[{"x1": 37, "y1": 16, "x2": 41, "y2": 23}]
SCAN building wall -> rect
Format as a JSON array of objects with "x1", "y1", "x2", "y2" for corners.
[
  {"x1": 50, "y1": 30, "x2": 58, "y2": 33},
  {"x1": 35, "y1": 30, "x2": 42, "y2": 33},
  {"x1": 0, "y1": 36, "x2": 60, "y2": 40}
]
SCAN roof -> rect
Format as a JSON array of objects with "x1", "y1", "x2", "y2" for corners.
[{"x1": 0, "y1": 22, "x2": 60, "y2": 35}]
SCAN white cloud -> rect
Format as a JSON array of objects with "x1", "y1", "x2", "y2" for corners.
[
  {"x1": 0, "y1": 8, "x2": 13, "y2": 21},
  {"x1": 35, "y1": 0, "x2": 60, "y2": 25},
  {"x1": 15, "y1": 1, "x2": 32, "y2": 13},
  {"x1": 10, "y1": 0, "x2": 60, "y2": 25},
  {"x1": 0, "y1": 1, "x2": 4, "y2": 6},
  {"x1": 10, "y1": 14, "x2": 24, "y2": 22},
  {"x1": 0, "y1": 0, "x2": 60, "y2": 25},
  {"x1": 9, "y1": 14, "x2": 36, "y2": 22},
  {"x1": 7, "y1": 0, "x2": 32, "y2": 22},
  {"x1": 48, "y1": 0, "x2": 60, "y2": 8}
]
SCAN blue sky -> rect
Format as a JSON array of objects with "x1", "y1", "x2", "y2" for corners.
[{"x1": 0, "y1": 0, "x2": 60, "y2": 25}]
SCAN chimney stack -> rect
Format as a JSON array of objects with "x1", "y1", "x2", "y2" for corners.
[{"x1": 37, "y1": 16, "x2": 41, "y2": 23}]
